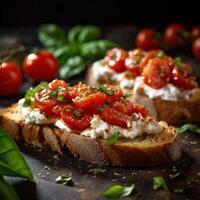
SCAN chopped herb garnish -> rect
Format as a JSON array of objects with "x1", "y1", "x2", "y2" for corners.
[
  {"x1": 96, "y1": 85, "x2": 114, "y2": 96},
  {"x1": 96, "y1": 105, "x2": 106, "y2": 112},
  {"x1": 103, "y1": 184, "x2": 135, "y2": 199},
  {"x1": 174, "y1": 188, "x2": 184, "y2": 193},
  {"x1": 123, "y1": 93, "x2": 132, "y2": 98},
  {"x1": 23, "y1": 81, "x2": 48, "y2": 107},
  {"x1": 73, "y1": 109, "x2": 82, "y2": 117},
  {"x1": 89, "y1": 168, "x2": 106, "y2": 174},
  {"x1": 106, "y1": 129, "x2": 120, "y2": 145},
  {"x1": 153, "y1": 177, "x2": 168, "y2": 190},
  {"x1": 174, "y1": 57, "x2": 184, "y2": 70},
  {"x1": 49, "y1": 88, "x2": 60, "y2": 98},
  {"x1": 176, "y1": 124, "x2": 200, "y2": 134},
  {"x1": 56, "y1": 95, "x2": 67, "y2": 102},
  {"x1": 156, "y1": 50, "x2": 165, "y2": 58},
  {"x1": 55, "y1": 175, "x2": 72, "y2": 185}
]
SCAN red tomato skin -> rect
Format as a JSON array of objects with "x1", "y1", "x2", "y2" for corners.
[
  {"x1": 135, "y1": 28, "x2": 161, "y2": 50},
  {"x1": 100, "y1": 106, "x2": 130, "y2": 128},
  {"x1": 191, "y1": 27, "x2": 200, "y2": 39},
  {"x1": 164, "y1": 23, "x2": 189, "y2": 47},
  {"x1": 192, "y1": 37, "x2": 200, "y2": 60},
  {"x1": 48, "y1": 79, "x2": 67, "y2": 90},
  {"x1": 60, "y1": 105, "x2": 92, "y2": 130},
  {"x1": 142, "y1": 58, "x2": 172, "y2": 89},
  {"x1": 0, "y1": 62, "x2": 22, "y2": 96},
  {"x1": 23, "y1": 51, "x2": 59, "y2": 82},
  {"x1": 104, "y1": 48, "x2": 128, "y2": 72}
]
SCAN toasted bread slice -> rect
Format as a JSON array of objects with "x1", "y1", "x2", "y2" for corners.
[{"x1": 0, "y1": 103, "x2": 181, "y2": 167}]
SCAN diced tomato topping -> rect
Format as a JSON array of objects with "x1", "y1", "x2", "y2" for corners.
[
  {"x1": 48, "y1": 79, "x2": 68, "y2": 90},
  {"x1": 100, "y1": 106, "x2": 131, "y2": 127},
  {"x1": 113, "y1": 100, "x2": 135, "y2": 116},
  {"x1": 142, "y1": 58, "x2": 172, "y2": 89},
  {"x1": 60, "y1": 105, "x2": 92, "y2": 130}
]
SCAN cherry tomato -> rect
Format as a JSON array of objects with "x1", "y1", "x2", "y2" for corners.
[
  {"x1": 164, "y1": 23, "x2": 189, "y2": 47},
  {"x1": 0, "y1": 62, "x2": 22, "y2": 96},
  {"x1": 125, "y1": 49, "x2": 146, "y2": 75},
  {"x1": 132, "y1": 103, "x2": 148, "y2": 118},
  {"x1": 192, "y1": 37, "x2": 200, "y2": 60},
  {"x1": 171, "y1": 64, "x2": 197, "y2": 89},
  {"x1": 105, "y1": 85, "x2": 123, "y2": 102},
  {"x1": 34, "y1": 89, "x2": 57, "y2": 116},
  {"x1": 191, "y1": 26, "x2": 200, "y2": 39},
  {"x1": 135, "y1": 28, "x2": 162, "y2": 50},
  {"x1": 104, "y1": 48, "x2": 128, "y2": 72},
  {"x1": 60, "y1": 105, "x2": 92, "y2": 130},
  {"x1": 142, "y1": 58, "x2": 172, "y2": 89},
  {"x1": 68, "y1": 83, "x2": 88, "y2": 99},
  {"x1": 100, "y1": 106, "x2": 130, "y2": 127},
  {"x1": 23, "y1": 50, "x2": 59, "y2": 82}
]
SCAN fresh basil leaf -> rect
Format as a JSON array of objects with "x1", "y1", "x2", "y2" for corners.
[
  {"x1": 53, "y1": 45, "x2": 77, "y2": 65},
  {"x1": 0, "y1": 177, "x2": 20, "y2": 200},
  {"x1": 23, "y1": 81, "x2": 48, "y2": 107},
  {"x1": 80, "y1": 40, "x2": 120, "y2": 61},
  {"x1": 55, "y1": 175, "x2": 72, "y2": 185},
  {"x1": 96, "y1": 85, "x2": 114, "y2": 95},
  {"x1": 106, "y1": 129, "x2": 120, "y2": 145},
  {"x1": 153, "y1": 177, "x2": 167, "y2": 190},
  {"x1": 59, "y1": 55, "x2": 86, "y2": 79},
  {"x1": 68, "y1": 25, "x2": 84, "y2": 43},
  {"x1": 89, "y1": 168, "x2": 106, "y2": 174},
  {"x1": 38, "y1": 24, "x2": 67, "y2": 47},
  {"x1": 123, "y1": 93, "x2": 132, "y2": 98},
  {"x1": 0, "y1": 128, "x2": 34, "y2": 181},
  {"x1": 176, "y1": 124, "x2": 200, "y2": 134},
  {"x1": 78, "y1": 26, "x2": 101, "y2": 44},
  {"x1": 103, "y1": 184, "x2": 135, "y2": 199}
]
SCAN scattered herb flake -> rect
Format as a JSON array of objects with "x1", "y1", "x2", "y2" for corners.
[
  {"x1": 174, "y1": 188, "x2": 184, "y2": 193},
  {"x1": 73, "y1": 110, "x2": 82, "y2": 117},
  {"x1": 89, "y1": 168, "x2": 106, "y2": 174},
  {"x1": 55, "y1": 175, "x2": 72, "y2": 185},
  {"x1": 106, "y1": 129, "x2": 120, "y2": 145},
  {"x1": 56, "y1": 95, "x2": 67, "y2": 102},
  {"x1": 176, "y1": 124, "x2": 200, "y2": 134},
  {"x1": 103, "y1": 184, "x2": 135, "y2": 199},
  {"x1": 153, "y1": 177, "x2": 168, "y2": 190},
  {"x1": 49, "y1": 88, "x2": 60, "y2": 98},
  {"x1": 123, "y1": 93, "x2": 132, "y2": 98},
  {"x1": 96, "y1": 85, "x2": 114, "y2": 96},
  {"x1": 174, "y1": 57, "x2": 184, "y2": 70}
]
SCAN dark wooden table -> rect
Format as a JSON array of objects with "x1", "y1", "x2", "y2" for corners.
[{"x1": 1, "y1": 26, "x2": 200, "y2": 200}]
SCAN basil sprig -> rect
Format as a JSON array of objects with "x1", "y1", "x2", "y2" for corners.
[
  {"x1": 176, "y1": 124, "x2": 200, "y2": 134},
  {"x1": 38, "y1": 24, "x2": 120, "y2": 79},
  {"x1": 103, "y1": 184, "x2": 135, "y2": 199}
]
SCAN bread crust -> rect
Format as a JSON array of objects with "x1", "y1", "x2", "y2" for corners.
[{"x1": 0, "y1": 104, "x2": 181, "y2": 167}]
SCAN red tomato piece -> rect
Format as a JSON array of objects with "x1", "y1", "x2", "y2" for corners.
[
  {"x1": 23, "y1": 50, "x2": 59, "y2": 82},
  {"x1": 48, "y1": 79, "x2": 67, "y2": 90},
  {"x1": 142, "y1": 58, "x2": 172, "y2": 89},
  {"x1": 0, "y1": 62, "x2": 22, "y2": 96},
  {"x1": 100, "y1": 106, "x2": 131, "y2": 127},
  {"x1": 135, "y1": 28, "x2": 162, "y2": 50},
  {"x1": 104, "y1": 48, "x2": 128, "y2": 72},
  {"x1": 164, "y1": 23, "x2": 189, "y2": 47},
  {"x1": 113, "y1": 100, "x2": 135, "y2": 116},
  {"x1": 191, "y1": 26, "x2": 200, "y2": 39},
  {"x1": 60, "y1": 105, "x2": 92, "y2": 130},
  {"x1": 192, "y1": 37, "x2": 200, "y2": 60}
]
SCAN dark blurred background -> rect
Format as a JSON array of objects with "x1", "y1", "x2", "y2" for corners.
[{"x1": 0, "y1": 0, "x2": 200, "y2": 26}]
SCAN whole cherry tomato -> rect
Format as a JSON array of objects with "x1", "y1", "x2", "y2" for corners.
[
  {"x1": 192, "y1": 37, "x2": 200, "y2": 60},
  {"x1": 104, "y1": 48, "x2": 128, "y2": 72},
  {"x1": 135, "y1": 28, "x2": 162, "y2": 50},
  {"x1": 191, "y1": 26, "x2": 200, "y2": 39},
  {"x1": 60, "y1": 105, "x2": 92, "y2": 130},
  {"x1": 125, "y1": 49, "x2": 146, "y2": 75},
  {"x1": 142, "y1": 58, "x2": 172, "y2": 89},
  {"x1": 0, "y1": 62, "x2": 22, "y2": 96},
  {"x1": 23, "y1": 50, "x2": 59, "y2": 82},
  {"x1": 164, "y1": 23, "x2": 189, "y2": 47}
]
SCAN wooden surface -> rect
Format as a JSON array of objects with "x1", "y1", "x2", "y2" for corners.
[{"x1": 1, "y1": 26, "x2": 200, "y2": 200}]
